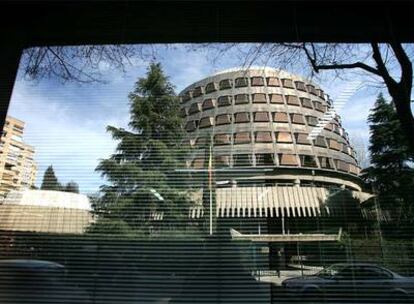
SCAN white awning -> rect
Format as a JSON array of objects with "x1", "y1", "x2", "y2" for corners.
[{"x1": 189, "y1": 186, "x2": 373, "y2": 219}]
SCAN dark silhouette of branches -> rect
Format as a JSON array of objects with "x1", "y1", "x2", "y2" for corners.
[{"x1": 20, "y1": 45, "x2": 156, "y2": 83}]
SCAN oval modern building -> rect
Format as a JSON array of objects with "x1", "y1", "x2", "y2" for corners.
[
  {"x1": 179, "y1": 67, "x2": 372, "y2": 244},
  {"x1": 181, "y1": 67, "x2": 361, "y2": 185}
]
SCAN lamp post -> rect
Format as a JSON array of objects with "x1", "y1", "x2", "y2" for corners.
[{"x1": 208, "y1": 144, "x2": 213, "y2": 235}]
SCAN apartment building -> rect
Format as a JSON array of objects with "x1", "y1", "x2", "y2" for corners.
[{"x1": 0, "y1": 116, "x2": 37, "y2": 196}]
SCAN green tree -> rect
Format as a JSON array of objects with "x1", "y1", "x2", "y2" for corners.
[
  {"x1": 91, "y1": 63, "x2": 191, "y2": 235},
  {"x1": 64, "y1": 181, "x2": 79, "y2": 193},
  {"x1": 40, "y1": 165, "x2": 61, "y2": 191},
  {"x1": 363, "y1": 94, "x2": 414, "y2": 233}
]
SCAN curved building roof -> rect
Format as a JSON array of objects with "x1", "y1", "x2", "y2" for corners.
[
  {"x1": 2, "y1": 189, "x2": 91, "y2": 210},
  {"x1": 0, "y1": 190, "x2": 92, "y2": 234}
]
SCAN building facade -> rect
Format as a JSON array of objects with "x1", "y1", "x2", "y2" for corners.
[
  {"x1": 179, "y1": 67, "x2": 372, "y2": 266},
  {"x1": 0, "y1": 116, "x2": 37, "y2": 196}
]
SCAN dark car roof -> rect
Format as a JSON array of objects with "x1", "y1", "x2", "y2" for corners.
[
  {"x1": 330, "y1": 262, "x2": 384, "y2": 267},
  {"x1": 0, "y1": 259, "x2": 65, "y2": 271}
]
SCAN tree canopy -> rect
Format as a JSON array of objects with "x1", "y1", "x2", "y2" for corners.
[
  {"x1": 64, "y1": 181, "x2": 80, "y2": 194},
  {"x1": 40, "y1": 165, "x2": 80, "y2": 193},
  {"x1": 40, "y1": 165, "x2": 61, "y2": 191},
  {"x1": 91, "y1": 63, "x2": 193, "y2": 235},
  {"x1": 362, "y1": 94, "x2": 414, "y2": 234}
]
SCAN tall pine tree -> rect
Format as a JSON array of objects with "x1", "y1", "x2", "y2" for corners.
[
  {"x1": 364, "y1": 93, "x2": 414, "y2": 233},
  {"x1": 40, "y1": 165, "x2": 61, "y2": 191},
  {"x1": 92, "y1": 63, "x2": 191, "y2": 235}
]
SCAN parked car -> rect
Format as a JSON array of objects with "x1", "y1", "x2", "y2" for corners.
[
  {"x1": 0, "y1": 259, "x2": 91, "y2": 303},
  {"x1": 281, "y1": 263, "x2": 414, "y2": 303}
]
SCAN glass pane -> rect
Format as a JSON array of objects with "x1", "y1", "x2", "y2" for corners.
[{"x1": 1, "y1": 42, "x2": 412, "y2": 304}]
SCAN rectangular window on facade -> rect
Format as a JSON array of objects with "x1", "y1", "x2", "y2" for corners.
[
  {"x1": 295, "y1": 81, "x2": 307, "y2": 91},
  {"x1": 214, "y1": 134, "x2": 231, "y2": 145},
  {"x1": 279, "y1": 154, "x2": 298, "y2": 166},
  {"x1": 234, "y1": 112, "x2": 250, "y2": 123},
  {"x1": 273, "y1": 112, "x2": 289, "y2": 123},
  {"x1": 300, "y1": 154, "x2": 318, "y2": 167},
  {"x1": 188, "y1": 102, "x2": 202, "y2": 114},
  {"x1": 233, "y1": 154, "x2": 252, "y2": 167},
  {"x1": 324, "y1": 123, "x2": 333, "y2": 131},
  {"x1": 199, "y1": 117, "x2": 214, "y2": 128},
  {"x1": 276, "y1": 132, "x2": 293, "y2": 143},
  {"x1": 336, "y1": 159, "x2": 350, "y2": 172},
  {"x1": 250, "y1": 77, "x2": 264, "y2": 86},
  {"x1": 286, "y1": 95, "x2": 300, "y2": 106},
  {"x1": 269, "y1": 94, "x2": 284, "y2": 104},
  {"x1": 215, "y1": 114, "x2": 231, "y2": 125},
  {"x1": 255, "y1": 131, "x2": 273, "y2": 143},
  {"x1": 202, "y1": 98, "x2": 216, "y2": 110},
  {"x1": 196, "y1": 137, "x2": 207, "y2": 145},
  {"x1": 342, "y1": 143, "x2": 350, "y2": 154},
  {"x1": 192, "y1": 158, "x2": 205, "y2": 169},
  {"x1": 266, "y1": 77, "x2": 280, "y2": 87},
  {"x1": 192, "y1": 86, "x2": 204, "y2": 97},
  {"x1": 333, "y1": 124, "x2": 341, "y2": 134},
  {"x1": 234, "y1": 94, "x2": 249, "y2": 104},
  {"x1": 205, "y1": 82, "x2": 218, "y2": 93},
  {"x1": 306, "y1": 115, "x2": 318, "y2": 126},
  {"x1": 295, "y1": 133, "x2": 311, "y2": 145},
  {"x1": 300, "y1": 98, "x2": 313, "y2": 109},
  {"x1": 313, "y1": 100, "x2": 326, "y2": 112},
  {"x1": 185, "y1": 120, "x2": 197, "y2": 132},
  {"x1": 282, "y1": 78, "x2": 294, "y2": 88},
  {"x1": 329, "y1": 139, "x2": 341, "y2": 150},
  {"x1": 256, "y1": 153, "x2": 275, "y2": 166},
  {"x1": 234, "y1": 132, "x2": 251, "y2": 144},
  {"x1": 316, "y1": 88, "x2": 325, "y2": 99},
  {"x1": 215, "y1": 155, "x2": 230, "y2": 167},
  {"x1": 343, "y1": 132, "x2": 350, "y2": 142},
  {"x1": 252, "y1": 93, "x2": 266, "y2": 103},
  {"x1": 219, "y1": 79, "x2": 232, "y2": 90},
  {"x1": 181, "y1": 90, "x2": 192, "y2": 102},
  {"x1": 349, "y1": 164, "x2": 360, "y2": 175},
  {"x1": 306, "y1": 84, "x2": 318, "y2": 95},
  {"x1": 314, "y1": 136, "x2": 327, "y2": 147},
  {"x1": 290, "y1": 113, "x2": 305, "y2": 124},
  {"x1": 253, "y1": 112, "x2": 269, "y2": 122},
  {"x1": 217, "y1": 95, "x2": 233, "y2": 107},
  {"x1": 319, "y1": 157, "x2": 334, "y2": 169},
  {"x1": 235, "y1": 77, "x2": 249, "y2": 87}
]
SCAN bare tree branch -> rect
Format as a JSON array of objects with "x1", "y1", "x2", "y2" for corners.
[
  {"x1": 371, "y1": 43, "x2": 398, "y2": 90},
  {"x1": 302, "y1": 43, "x2": 382, "y2": 76},
  {"x1": 20, "y1": 45, "x2": 155, "y2": 83}
]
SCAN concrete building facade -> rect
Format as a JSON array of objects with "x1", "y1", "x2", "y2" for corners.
[
  {"x1": 179, "y1": 67, "x2": 372, "y2": 252},
  {"x1": 180, "y1": 67, "x2": 361, "y2": 187},
  {"x1": 0, "y1": 116, "x2": 37, "y2": 196}
]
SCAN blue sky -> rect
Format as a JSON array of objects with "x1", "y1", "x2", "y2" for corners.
[{"x1": 7, "y1": 45, "x2": 397, "y2": 194}]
